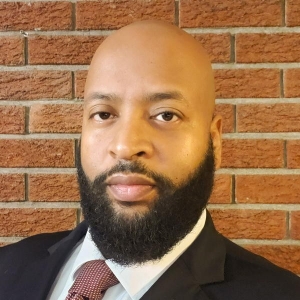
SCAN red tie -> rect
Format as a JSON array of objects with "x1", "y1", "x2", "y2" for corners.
[{"x1": 66, "y1": 260, "x2": 119, "y2": 300}]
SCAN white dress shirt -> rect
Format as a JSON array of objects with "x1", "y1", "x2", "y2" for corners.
[{"x1": 47, "y1": 209, "x2": 206, "y2": 300}]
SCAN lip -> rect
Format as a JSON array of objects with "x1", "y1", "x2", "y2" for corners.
[
  {"x1": 106, "y1": 173, "x2": 156, "y2": 202},
  {"x1": 106, "y1": 173, "x2": 155, "y2": 185}
]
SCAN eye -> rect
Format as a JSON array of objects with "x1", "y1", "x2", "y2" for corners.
[
  {"x1": 92, "y1": 112, "x2": 114, "y2": 121},
  {"x1": 155, "y1": 111, "x2": 179, "y2": 122}
]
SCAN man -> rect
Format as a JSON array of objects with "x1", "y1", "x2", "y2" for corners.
[{"x1": 0, "y1": 21, "x2": 299, "y2": 300}]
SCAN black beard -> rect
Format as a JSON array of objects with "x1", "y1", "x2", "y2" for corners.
[{"x1": 77, "y1": 141, "x2": 215, "y2": 266}]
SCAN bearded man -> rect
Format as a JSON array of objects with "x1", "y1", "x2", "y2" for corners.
[{"x1": 0, "y1": 21, "x2": 299, "y2": 300}]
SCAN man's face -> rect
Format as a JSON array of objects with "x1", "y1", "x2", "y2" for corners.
[
  {"x1": 81, "y1": 28, "x2": 221, "y2": 218},
  {"x1": 79, "y1": 22, "x2": 222, "y2": 264}
]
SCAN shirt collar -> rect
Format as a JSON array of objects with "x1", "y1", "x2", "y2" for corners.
[{"x1": 70, "y1": 209, "x2": 206, "y2": 300}]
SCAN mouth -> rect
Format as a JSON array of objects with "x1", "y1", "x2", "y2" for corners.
[{"x1": 105, "y1": 173, "x2": 157, "y2": 203}]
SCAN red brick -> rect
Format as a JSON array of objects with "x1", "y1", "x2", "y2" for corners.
[
  {"x1": 0, "y1": 106, "x2": 25, "y2": 134},
  {"x1": 286, "y1": 0, "x2": 300, "y2": 26},
  {"x1": 0, "y1": 174, "x2": 24, "y2": 202},
  {"x1": 29, "y1": 174, "x2": 80, "y2": 202},
  {"x1": 284, "y1": 69, "x2": 300, "y2": 98},
  {"x1": 28, "y1": 36, "x2": 104, "y2": 65},
  {"x1": 0, "y1": 139, "x2": 74, "y2": 167},
  {"x1": 0, "y1": 71, "x2": 72, "y2": 100},
  {"x1": 0, "y1": 2, "x2": 72, "y2": 30},
  {"x1": 287, "y1": 140, "x2": 300, "y2": 169},
  {"x1": 245, "y1": 245, "x2": 300, "y2": 274},
  {"x1": 210, "y1": 209, "x2": 286, "y2": 239},
  {"x1": 214, "y1": 69, "x2": 280, "y2": 98},
  {"x1": 75, "y1": 71, "x2": 87, "y2": 99},
  {"x1": 0, "y1": 37, "x2": 24, "y2": 65},
  {"x1": 180, "y1": 0, "x2": 282, "y2": 28},
  {"x1": 29, "y1": 104, "x2": 83, "y2": 133},
  {"x1": 222, "y1": 139, "x2": 284, "y2": 168},
  {"x1": 193, "y1": 33, "x2": 231, "y2": 63},
  {"x1": 291, "y1": 211, "x2": 300, "y2": 240},
  {"x1": 209, "y1": 174, "x2": 232, "y2": 204},
  {"x1": 236, "y1": 175, "x2": 300, "y2": 204},
  {"x1": 236, "y1": 33, "x2": 300, "y2": 63},
  {"x1": 0, "y1": 208, "x2": 76, "y2": 236},
  {"x1": 237, "y1": 104, "x2": 300, "y2": 133},
  {"x1": 76, "y1": 0, "x2": 175, "y2": 30},
  {"x1": 214, "y1": 103, "x2": 234, "y2": 133}
]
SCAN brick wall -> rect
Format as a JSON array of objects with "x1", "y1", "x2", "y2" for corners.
[{"x1": 0, "y1": 0, "x2": 299, "y2": 274}]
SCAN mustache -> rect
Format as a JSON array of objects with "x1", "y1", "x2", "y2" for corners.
[{"x1": 105, "y1": 161, "x2": 156, "y2": 177}]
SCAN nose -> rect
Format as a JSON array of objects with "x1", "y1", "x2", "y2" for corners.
[{"x1": 108, "y1": 117, "x2": 154, "y2": 161}]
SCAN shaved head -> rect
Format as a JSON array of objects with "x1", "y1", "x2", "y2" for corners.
[
  {"x1": 85, "y1": 20, "x2": 216, "y2": 122},
  {"x1": 79, "y1": 20, "x2": 222, "y2": 265}
]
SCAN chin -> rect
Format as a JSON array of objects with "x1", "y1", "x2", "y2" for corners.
[{"x1": 111, "y1": 200, "x2": 152, "y2": 218}]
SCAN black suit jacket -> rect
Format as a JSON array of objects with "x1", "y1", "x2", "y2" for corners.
[{"x1": 0, "y1": 212, "x2": 299, "y2": 300}]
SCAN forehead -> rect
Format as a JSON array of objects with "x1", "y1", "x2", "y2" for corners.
[
  {"x1": 87, "y1": 46, "x2": 210, "y2": 100},
  {"x1": 87, "y1": 52, "x2": 190, "y2": 91}
]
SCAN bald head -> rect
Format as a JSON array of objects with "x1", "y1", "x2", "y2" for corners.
[{"x1": 85, "y1": 20, "x2": 215, "y2": 117}]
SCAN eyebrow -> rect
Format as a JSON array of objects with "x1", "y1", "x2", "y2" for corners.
[
  {"x1": 145, "y1": 91, "x2": 186, "y2": 103},
  {"x1": 85, "y1": 91, "x2": 187, "y2": 103}
]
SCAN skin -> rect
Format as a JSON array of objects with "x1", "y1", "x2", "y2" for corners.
[{"x1": 81, "y1": 20, "x2": 222, "y2": 216}]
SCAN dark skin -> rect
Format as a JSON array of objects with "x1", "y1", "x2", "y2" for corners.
[{"x1": 81, "y1": 20, "x2": 222, "y2": 218}]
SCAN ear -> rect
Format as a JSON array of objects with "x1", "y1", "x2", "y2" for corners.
[{"x1": 210, "y1": 114, "x2": 222, "y2": 169}]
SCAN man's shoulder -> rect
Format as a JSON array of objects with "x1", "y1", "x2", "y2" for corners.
[
  {"x1": 223, "y1": 237, "x2": 298, "y2": 277},
  {"x1": 0, "y1": 230, "x2": 71, "y2": 264},
  {"x1": 207, "y1": 236, "x2": 300, "y2": 299}
]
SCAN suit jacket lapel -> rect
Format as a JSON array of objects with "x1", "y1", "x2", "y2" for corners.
[
  {"x1": 141, "y1": 212, "x2": 226, "y2": 300},
  {"x1": 140, "y1": 256, "x2": 211, "y2": 300},
  {"x1": 16, "y1": 222, "x2": 88, "y2": 300}
]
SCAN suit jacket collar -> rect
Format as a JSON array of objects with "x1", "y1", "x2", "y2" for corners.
[
  {"x1": 47, "y1": 221, "x2": 88, "y2": 255},
  {"x1": 140, "y1": 212, "x2": 226, "y2": 300},
  {"x1": 17, "y1": 222, "x2": 88, "y2": 300}
]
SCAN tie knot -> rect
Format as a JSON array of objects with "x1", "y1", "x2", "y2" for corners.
[{"x1": 66, "y1": 260, "x2": 119, "y2": 300}]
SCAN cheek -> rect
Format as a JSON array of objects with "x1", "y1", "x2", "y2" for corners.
[
  {"x1": 157, "y1": 133, "x2": 208, "y2": 184},
  {"x1": 80, "y1": 131, "x2": 111, "y2": 180}
]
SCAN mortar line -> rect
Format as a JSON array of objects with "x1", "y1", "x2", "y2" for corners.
[
  {"x1": 24, "y1": 36, "x2": 28, "y2": 65},
  {"x1": 174, "y1": 0, "x2": 179, "y2": 26},
  {"x1": 24, "y1": 106, "x2": 30, "y2": 134},
  {"x1": 280, "y1": 69, "x2": 284, "y2": 98},
  {"x1": 74, "y1": 138, "x2": 79, "y2": 168},
  {"x1": 283, "y1": 140, "x2": 287, "y2": 168},
  {"x1": 233, "y1": 104, "x2": 237, "y2": 133},
  {"x1": 231, "y1": 174, "x2": 236, "y2": 204},
  {"x1": 71, "y1": 71, "x2": 75, "y2": 100},
  {"x1": 76, "y1": 208, "x2": 82, "y2": 225},
  {"x1": 282, "y1": 0, "x2": 286, "y2": 26},
  {"x1": 286, "y1": 210, "x2": 290, "y2": 239},
  {"x1": 230, "y1": 33, "x2": 235, "y2": 63},
  {"x1": 24, "y1": 173, "x2": 29, "y2": 202},
  {"x1": 72, "y1": 2, "x2": 76, "y2": 31}
]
